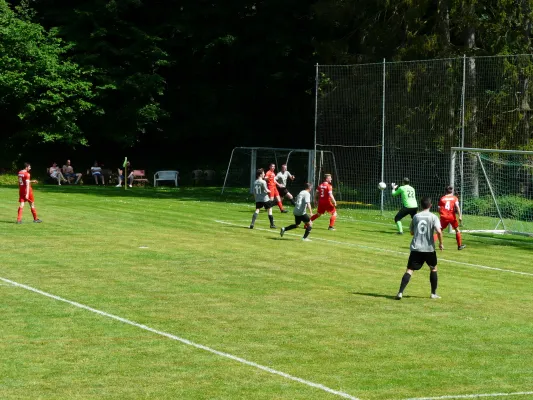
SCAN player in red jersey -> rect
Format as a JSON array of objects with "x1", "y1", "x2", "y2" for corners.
[
  {"x1": 265, "y1": 163, "x2": 287, "y2": 213},
  {"x1": 310, "y1": 173, "x2": 337, "y2": 230},
  {"x1": 438, "y1": 185, "x2": 465, "y2": 250},
  {"x1": 17, "y1": 163, "x2": 42, "y2": 224}
]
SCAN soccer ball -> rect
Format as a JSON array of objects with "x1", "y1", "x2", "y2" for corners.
[{"x1": 378, "y1": 182, "x2": 387, "y2": 190}]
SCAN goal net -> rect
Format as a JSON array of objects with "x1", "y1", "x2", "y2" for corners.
[
  {"x1": 315, "y1": 61, "x2": 463, "y2": 212},
  {"x1": 451, "y1": 147, "x2": 533, "y2": 236},
  {"x1": 221, "y1": 147, "x2": 315, "y2": 194}
]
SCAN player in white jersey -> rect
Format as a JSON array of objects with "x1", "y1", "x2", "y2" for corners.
[
  {"x1": 279, "y1": 183, "x2": 313, "y2": 241},
  {"x1": 275, "y1": 164, "x2": 296, "y2": 206},
  {"x1": 395, "y1": 197, "x2": 444, "y2": 300},
  {"x1": 250, "y1": 168, "x2": 276, "y2": 229}
]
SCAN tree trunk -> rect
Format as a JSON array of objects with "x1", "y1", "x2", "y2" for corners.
[
  {"x1": 519, "y1": 0, "x2": 532, "y2": 147},
  {"x1": 436, "y1": 0, "x2": 455, "y2": 150},
  {"x1": 464, "y1": 6, "x2": 479, "y2": 197},
  {"x1": 519, "y1": 0, "x2": 532, "y2": 196}
]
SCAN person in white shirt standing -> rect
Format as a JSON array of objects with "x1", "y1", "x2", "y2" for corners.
[
  {"x1": 275, "y1": 164, "x2": 296, "y2": 207},
  {"x1": 279, "y1": 183, "x2": 313, "y2": 241}
]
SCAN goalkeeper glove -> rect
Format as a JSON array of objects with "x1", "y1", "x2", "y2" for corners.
[{"x1": 391, "y1": 182, "x2": 397, "y2": 190}]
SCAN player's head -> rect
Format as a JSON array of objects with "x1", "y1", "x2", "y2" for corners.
[
  {"x1": 304, "y1": 182, "x2": 313, "y2": 191},
  {"x1": 52, "y1": 162, "x2": 57, "y2": 167},
  {"x1": 402, "y1": 177, "x2": 410, "y2": 185},
  {"x1": 421, "y1": 197, "x2": 432, "y2": 210},
  {"x1": 23, "y1": 162, "x2": 31, "y2": 171},
  {"x1": 324, "y1": 174, "x2": 332, "y2": 182},
  {"x1": 256, "y1": 169, "x2": 264, "y2": 179},
  {"x1": 94, "y1": 161, "x2": 99, "y2": 166},
  {"x1": 269, "y1": 163, "x2": 275, "y2": 170},
  {"x1": 66, "y1": 159, "x2": 71, "y2": 165},
  {"x1": 281, "y1": 164, "x2": 287, "y2": 172},
  {"x1": 445, "y1": 185, "x2": 453, "y2": 194}
]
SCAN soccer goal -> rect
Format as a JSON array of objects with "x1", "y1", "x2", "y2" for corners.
[
  {"x1": 450, "y1": 147, "x2": 533, "y2": 236},
  {"x1": 221, "y1": 147, "x2": 314, "y2": 194},
  {"x1": 221, "y1": 147, "x2": 340, "y2": 195}
]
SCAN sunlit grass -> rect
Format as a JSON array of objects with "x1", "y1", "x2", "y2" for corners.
[{"x1": 1, "y1": 184, "x2": 532, "y2": 400}]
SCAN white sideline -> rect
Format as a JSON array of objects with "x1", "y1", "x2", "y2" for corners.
[
  {"x1": 215, "y1": 220, "x2": 533, "y2": 277},
  {"x1": 0, "y1": 276, "x2": 359, "y2": 400},
  {"x1": 402, "y1": 391, "x2": 533, "y2": 399}
]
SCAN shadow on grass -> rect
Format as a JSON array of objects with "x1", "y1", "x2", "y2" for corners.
[
  {"x1": 351, "y1": 291, "x2": 424, "y2": 300},
  {"x1": 1, "y1": 184, "x2": 254, "y2": 204}
]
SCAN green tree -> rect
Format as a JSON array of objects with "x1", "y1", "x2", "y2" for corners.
[
  {"x1": 0, "y1": 0, "x2": 97, "y2": 155},
  {"x1": 27, "y1": 0, "x2": 169, "y2": 145}
]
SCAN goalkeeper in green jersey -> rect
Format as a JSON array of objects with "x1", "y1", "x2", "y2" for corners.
[{"x1": 391, "y1": 177, "x2": 418, "y2": 234}]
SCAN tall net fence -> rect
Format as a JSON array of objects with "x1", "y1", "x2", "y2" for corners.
[{"x1": 316, "y1": 55, "x2": 533, "y2": 213}]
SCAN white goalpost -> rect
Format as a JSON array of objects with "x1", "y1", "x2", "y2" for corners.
[
  {"x1": 451, "y1": 147, "x2": 533, "y2": 236},
  {"x1": 221, "y1": 147, "x2": 340, "y2": 196}
]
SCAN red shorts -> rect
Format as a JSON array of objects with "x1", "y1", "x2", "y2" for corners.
[
  {"x1": 19, "y1": 190, "x2": 34, "y2": 203},
  {"x1": 317, "y1": 202, "x2": 336, "y2": 215},
  {"x1": 268, "y1": 187, "x2": 279, "y2": 198},
  {"x1": 440, "y1": 217, "x2": 458, "y2": 230}
]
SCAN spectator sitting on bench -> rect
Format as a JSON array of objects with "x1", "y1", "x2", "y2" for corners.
[
  {"x1": 91, "y1": 161, "x2": 105, "y2": 185},
  {"x1": 62, "y1": 159, "x2": 82, "y2": 184},
  {"x1": 49, "y1": 162, "x2": 68, "y2": 185},
  {"x1": 116, "y1": 161, "x2": 134, "y2": 187}
]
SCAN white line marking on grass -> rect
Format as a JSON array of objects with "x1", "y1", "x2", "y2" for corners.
[
  {"x1": 402, "y1": 391, "x2": 533, "y2": 399},
  {"x1": 0, "y1": 276, "x2": 360, "y2": 400},
  {"x1": 215, "y1": 220, "x2": 533, "y2": 277},
  {"x1": 223, "y1": 202, "x2": 530, "y2": 245}
]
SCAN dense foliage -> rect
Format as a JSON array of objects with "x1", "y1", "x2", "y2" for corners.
[{"x1": 1, "y1": 0, "x2": 533, "y2": 168}]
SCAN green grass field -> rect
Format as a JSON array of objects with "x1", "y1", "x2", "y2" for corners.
[{"x1": 1, "y1": 183, "x2": 532, "y2": 400}]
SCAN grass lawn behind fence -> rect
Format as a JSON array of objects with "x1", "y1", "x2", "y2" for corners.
[{"x1": 1, "y1": 183, "x2": 532, "y2": 400}]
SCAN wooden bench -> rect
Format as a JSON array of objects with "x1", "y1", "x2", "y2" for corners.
[
  {"x1": 131, "y1": 170, "x2": 149, "y2": 186},
  {"x1": 153, "y1": 170, "x2": 179, "y2": 187}
]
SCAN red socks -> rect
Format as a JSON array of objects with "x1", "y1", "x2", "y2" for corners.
[
  {"x1": 456, "y1": 231, "x2": 462, "y2": 246},
  {"x1": 329, "y1": 215, "x2": 336, "y2": 228},
  {"x1": 17, "y1": 207, "x2": 23, "y2": 221},
  {"x1": 310, "y1": 214, "x2": 318, "y2": 222}
]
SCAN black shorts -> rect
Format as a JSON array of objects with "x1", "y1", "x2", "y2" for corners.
[
  {"x1": 294, "y1": 214, "x2": 310, "y2": 225},
  {"x1": 256, "y1": 201, "x2": 273, "y2": 210},
  {"x1": 395, "y1": 207, "x2": 418, "y2": 221},
  {"x1": 407, "y1": 251, "x2": 437, "y2": 270},
  {"x1": 278, "y1": 187, "x2": 289, "y2": 197}
]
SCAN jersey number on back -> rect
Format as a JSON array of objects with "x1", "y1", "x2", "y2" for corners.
[
  {"x1": 417, "y1": 220, "x2": 428, "y2": 234},
  {"x1": 445, "y1": 201, "x2": 452, "y2": 210}
]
